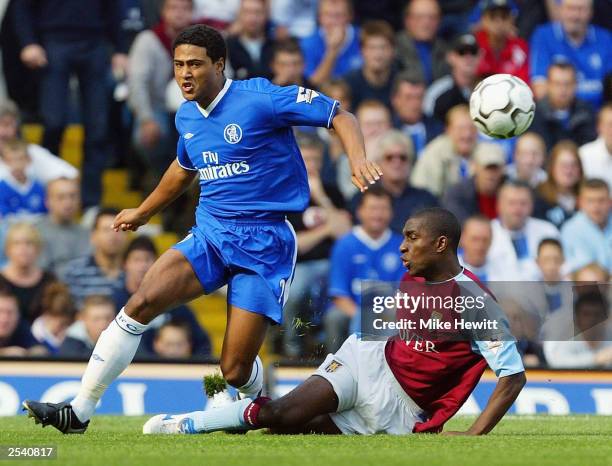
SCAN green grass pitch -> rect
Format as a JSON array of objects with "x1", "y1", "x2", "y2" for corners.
[{"x1": 2, "y1": 415, "x2": 611, "y2": 466}]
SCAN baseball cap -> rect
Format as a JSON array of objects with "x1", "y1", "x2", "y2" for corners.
[
  {"x1": 473, "y1": 143, "x2": 506, "y2": 167},
  {"x1": 451, "y1": 34, "x2": 479, "y2": 54}
]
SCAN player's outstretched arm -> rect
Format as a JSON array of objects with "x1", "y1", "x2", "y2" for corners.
[
  {"x1": 331, "y1": 109, "x2": 382, "y2": 192},
  {"x1": 113, "y1": 160, "x2": 197, "y2": 232},
  {"x1": 444, "y1": 371, "x2": 526, "y2": 436}
]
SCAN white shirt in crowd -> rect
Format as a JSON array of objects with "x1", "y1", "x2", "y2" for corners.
[{"x1": 579, "y1": 137, "x2": 612, "y2": 191}]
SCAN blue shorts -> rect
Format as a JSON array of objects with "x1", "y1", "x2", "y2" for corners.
[{"x1": 172, "y1": 213, "x2": 297, "y2": 324}]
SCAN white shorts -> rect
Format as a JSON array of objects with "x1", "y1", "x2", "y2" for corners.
[{"x1": 314, "y1": 334, "x2": 425, "y2": 435}]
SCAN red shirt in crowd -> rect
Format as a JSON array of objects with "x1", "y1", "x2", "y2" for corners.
[{"x1": 475, "y1": 30, "x2": 529, "y2": 84}]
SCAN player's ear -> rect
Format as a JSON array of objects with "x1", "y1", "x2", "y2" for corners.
[
  {"x1": 215, "y1": 58, "x2": 225, "y2": 74},
  {"x1": 435, "y1": 236, "x2": 448, "y2": 253}
]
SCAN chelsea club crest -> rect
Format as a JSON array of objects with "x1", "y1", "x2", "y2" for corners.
[{"x1": 224, "y1": 123, "x2": 243, "y2": 144}]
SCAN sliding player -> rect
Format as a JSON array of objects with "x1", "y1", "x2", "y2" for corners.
[
  {"x1": 23, "y1": 24, "x2": 381, "y2": 434},
  {"x1": 144, "y1": 208, "x2": 526, "y2": 435}
]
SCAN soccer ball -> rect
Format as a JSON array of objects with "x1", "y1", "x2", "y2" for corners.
[{"x1": 469, "y1": 74, "x2": 535, "y2": 139}]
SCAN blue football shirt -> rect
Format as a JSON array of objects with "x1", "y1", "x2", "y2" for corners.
[
  {"x1": 175, "y1": 78, "x2": 339, "y2": 220},
  {"x1": 329, "y1": 227, "x2": 405, "y2": 305},
  {"x1": 530, "y1": 22, "x2": 612, "y2": 109}
]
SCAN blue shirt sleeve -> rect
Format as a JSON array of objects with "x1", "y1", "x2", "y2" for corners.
[
  {"x1": 472, "y1": 339, "x2": 525, "y2": 378},
  {"x1": 529, "y1": 25, "x2": 551, "y2": 82},
  {"x1": 301, "y1": 35, "x2": 324, "y2": 78},
  {"x1": 328, "y1": 237, "x2": 353, "y2": 299},
  {"x1": 175, "y1": 135, "x2": 196, "y2": 171},
  {"x1": 267, "y1": 82, "x2": 340, "y2": 129}
]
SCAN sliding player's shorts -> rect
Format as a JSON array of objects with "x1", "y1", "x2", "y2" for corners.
[
  {"x1": 314, "y1": 334, "x2": 425, "y2": 435},
  {"x1": 173, "y1": 213, "x2": 297, "y2": 324}
]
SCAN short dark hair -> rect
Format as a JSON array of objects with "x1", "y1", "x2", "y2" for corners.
[
  {"x1": 93, "y1": 207, "x2": 120, "y2": 231},
  {"x1": 412, "y1": 207, "x2": 462, "y2": 253},
  {"x1": 155, "y1": 320, "x2": 193, "y2": 344},
  {"x1": 499, "y1": 179, "x2": 534, "y2": 199},
  {"x1": 391, "y1": 71, "x2": 426, "y2": 97},
  {"x1": 537, "y1": 237, "x2": 563, "y2": 256},
  {"x1": 272, "y1": 39, "x2": 303, "y2": 60},
  {"x1": 124, "y1": 236, "x2": 158, "y2": 263},
  {"x1": 173, "y1": 24, "x2": 227, "y2": 67},
  {"x1": 358, "y1": 185, "x2": 392, "y2": 207},
  {"x1": 548, "y1": 60, "x2": 576, "y2": 79},
  {"x1": 360, "y1": 20, "x2": 395, "y2": 47},
  {"x1": 574, "y1": 291, "x2": 609, "y2": 319},
  {"x1": 579, "y1": 178, "x2": 609, "y2": 195}
]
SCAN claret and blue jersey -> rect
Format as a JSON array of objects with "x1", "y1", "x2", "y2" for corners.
[{"x1": 175, "y1": 78, "x2": 339, "y2": 220}]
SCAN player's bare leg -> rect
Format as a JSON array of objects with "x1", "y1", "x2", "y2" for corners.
[
  {"x1": 143, "y1": 374, "x2": 342, "y2": 435},
  {"x1": 219, "y1": 304, "x2": 268, "y2": 397},
  {"x1": 24, "y1": 249, "x2": 204, "y2": 433}
]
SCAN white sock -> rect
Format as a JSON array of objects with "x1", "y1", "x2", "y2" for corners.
[
  {"x1": 235, "y1": 355, "x2": 263, "y2": 399},
  {"x1": 71, "y1": 308, "x2": 148, "y2": 423},
  {"x1": 190, "y1": 398, "x2": 252, "y2": 432}
]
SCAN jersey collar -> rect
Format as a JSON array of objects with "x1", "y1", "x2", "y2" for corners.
[
  {"x1": 353, "y1": 226, "x2": 392, "y2": 250},
  {"x1": 195, "y1": 78, "x2": 233, "y2": 118}
]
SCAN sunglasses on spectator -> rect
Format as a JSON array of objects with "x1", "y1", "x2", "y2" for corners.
[
  {"x1": 456, "y1": 47, "x2": 479, "y2": 56},
  {"x1": 384, "y1": 153, "x2": 410, "y2": 162}
]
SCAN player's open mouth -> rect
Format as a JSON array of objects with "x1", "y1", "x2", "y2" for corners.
[{"x1": 182, "y1": 82, "x2": 194, "y2": 92}]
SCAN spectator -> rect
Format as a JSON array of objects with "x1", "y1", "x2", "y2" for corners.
[
  {"x1": 0, "y1": 287, "x2": 46, "y2": 356},
  {"x1": 437, "y1": 0, "x2": 479, "y2": 39},
  {"x1": 423, "y1": 33, "x2": 480, "y2": 123},
  {"x1": 540, "y1": 261, "x2": 609, "y2": 341},
  {"x1": 127, "y1": 0, "x2": 193, "y2": 179},
  {"x1": 530, "y1": 62, "x2": 597, "y2": 150},
  {"x1": 351, "y1": 129, "x2": 438, "y2": 233},
  {"x1": 12, "y1": 0, "x2": 129, "y2": 208},
  {"x1": 324, "y1": 187, "x2": 404, "y2": 352},
  {"x1": 58, "y1": 295, "x2": 116, "y2": 358},
  {"x1": 336, "y1": 100, "x2": 392, "y2": 200},
  {"x1": 390, "y1": 72, "x2": 443, "y2": 158},
  {"x1": 226, "y1": 0, "x2": 276, "y2": 80},
  {"x1": 113, "y1": 236, "x2": 211, "y2": 356},
  {"x1": 152, "y1": 320, "x2": 194, "y2": 359},
  {"x1": 412, "y1": 104, "x2": 479, "y2": 197},
  {"x1": 35, "y1": 178, "x2": 90, "y2": 275},
  {"x1": 30, "y1": 282, "x2": 76, "y2": 354},
  {"x1": 0, "y1": 138, "x2": 46, "y2": 218},
  {"x1": 352, "y1": 0, "x2": 405, "y2": 31},
  {"x1": 270, "y1": 39, "x2": 313, "y2": 88},
  {"x1": 500, "y1": 298, "x2": 545, "y2": 367},
  {"x1": 343, "y1": 20, "x2": 397, "y2": 109},
  {"x1": 459, "y1": 215, "x2": 508, "y2": 282},
  {"x1": 396, "y1": 0, "x2": 448, "y2": 85},
  {"x1": 579, "y1": 102, "x2": 612, "y2": 191},
  {"x1": 0, "y1": 100, "x2": 78, "y2": 184},
  {"x1": 60, "y1": 208, "x2": 127, "y2": 305},
  {"x1": 543, "y1": 290, "x2": 612, "y2": 368},
  {"x1": 0, "y1": 223, "x2": 55, "y2": 323},
  {"x1": 561, "y1": 178, "x2": 612, "y2": 273},
  {"x1": 488, "y1": 180, "x2": 560, "y2": 281},
  {"x1": 443, "y1": 142, "x2": 506, "y2": 225},
  {"x1": 319, "y1": 79, "x2": 352, "y2": 112},
  {"x1": 534, "y1": 140, "x2": 583, "y2": 228},
  {"x1": 270, "y1": 0, "x2": 318, "y2": 40},
  {"x1": 531, "y1": 238, "x2": 575, "y2": 317},
  {"x1": 474, "y1": 0, "x2": 529, "y2": 83},
  {"x1": 506, "y1": 132, "x2": 548, "y2": 188},
  {"x1": 529, "y1": 0, "x2": 612, "y2": 108},
  {"x1": 284, "y1": 133, "x2": 351, "y2": 357},
  {"x1": 300, "y1": 0, "x2": 362, "y2": 87}
]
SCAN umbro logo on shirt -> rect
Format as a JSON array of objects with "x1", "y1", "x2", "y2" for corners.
[
  {"x1": 184, "y1": 133, "x2": 194, "y2": 139},
  {"x1": 296, "y1": 87, "x2": 319, "y2": 104}
]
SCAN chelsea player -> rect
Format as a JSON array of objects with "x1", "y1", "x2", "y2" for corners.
[{"x1": 23, "y1": 24, "x2": 381, "y2": 433}]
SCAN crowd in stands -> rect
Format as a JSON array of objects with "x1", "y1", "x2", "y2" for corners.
[{"x1": 0, "y1": 0, "x2": 610, "y2": 368}]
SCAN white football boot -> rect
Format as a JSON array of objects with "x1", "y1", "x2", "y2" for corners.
[{"x1": 142, "y1": 413, "x2": 197, "y2": 434}]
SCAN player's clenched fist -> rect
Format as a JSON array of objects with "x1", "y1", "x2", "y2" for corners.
[
  {"x1": 351, "y1": 159, "x2": 383, "y2": 192},
  {"x1": 112, "y1": 208, "x2": 150, "y2": 232}
]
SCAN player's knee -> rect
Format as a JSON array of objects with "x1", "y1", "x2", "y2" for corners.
[
  {"x1": 124, "y1": 291, "x2": 157, "y2": 324},
  {"x1": 220, "y1": 359, "x2": 251, "y2": 388}
]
